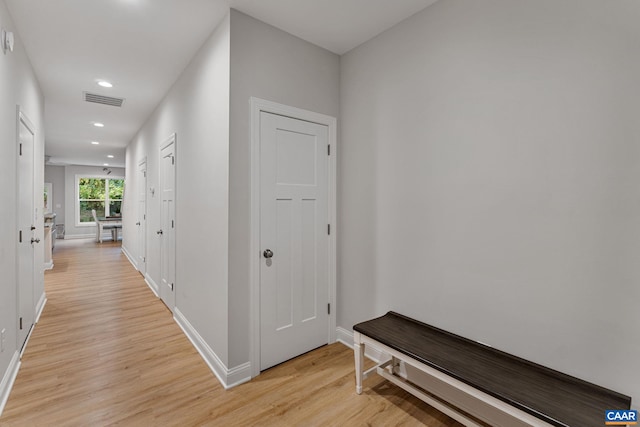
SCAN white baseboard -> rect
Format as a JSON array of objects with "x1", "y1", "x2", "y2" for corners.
[
  {"x1": 64, "y1": 233, "x2": 119, "y2": 241},
  {"x1": 226, "y1": 361, "x2": 252, "y2": 389},
  {"x1": 0, "y1": 351, "x2": 21, "y2": 417},
  {"x1": 174, "y1": 308, "x2": 251, "y2": 390},
  {"x1": 63, "y1": 234, "x2": 95, "y2": 240},
  {"x1": 336, "y1": 327, "x2": 354, "y2": 348},
  {"x1": 18, "y1": 297, "x2": 44, "y2": 359},
  {"x1": 336, "y1": 326, "x2": 386, "y2": 363},
  {"x1": 44, "y1": 261, "x2": 54, "y2": 270},
  {"x1": 121, "y1": 245, "x2": 137, "y2": 270},
  {"x1": 144, "y1": 274, "x2": 159, "y2": 297},
  {"x1": 35, "y1": 293, "x2": 47, "y2": 324}
]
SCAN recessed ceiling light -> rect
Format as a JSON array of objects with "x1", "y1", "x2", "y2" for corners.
[
  {"x1": 98, "y1": 80, "x2": 113, "y2": 88},
  {"x1": 93, "y1": 122, "x2": 104, "y2": 127},
  {"x1": 103, "y1": 163, "x2": 109, "y2": 166},
  {"x1": 91, "y1": 141, "x2": 100, "y2": 145},
  {"x1": 107, "y1": 155, "x2": 114, "y2": 158}
]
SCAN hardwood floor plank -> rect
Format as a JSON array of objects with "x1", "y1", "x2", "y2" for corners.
[{"x1": 0, "y1": 239, "x2": 460, "y2": 426}]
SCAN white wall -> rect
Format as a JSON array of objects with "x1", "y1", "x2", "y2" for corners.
[
  {"x1": 340, "y1": 0, "x2": 640, "y2": 405},
  {"x1": 44, "y1": 165, "x2": 65, "y2": 226},
  {"x1": 63, "y1": 165, "x2": 125, "y2": 239},
  {"x1": 228, "y1": 10, "x2": 340, "y2": 368},
  {"x1": 0, "y1": 0, "x2": 45, "y2": 413},
  {"x1": 122, "y1": 9, "x2": 340, "y2": 380},
  {"x1": 124, "y1": 14, "x2": 231, "y2": 364}
]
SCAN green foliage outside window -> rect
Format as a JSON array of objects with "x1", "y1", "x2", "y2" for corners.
[
  {"x1": 78, "y1": 177, "x2": 124, "y2": 223},
  {"x1": 109, "y1": 179, "x2": 124, "y2": 201}
]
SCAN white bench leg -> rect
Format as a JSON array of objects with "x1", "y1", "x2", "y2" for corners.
[
  {"x1": 354, "y1": 332, "x2": 364, "y2": 394},
  {"x1": 391, "y1": 356, "x2": 400, "y2": 375}
]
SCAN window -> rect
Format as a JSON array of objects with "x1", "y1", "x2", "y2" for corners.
[{"x1": 77, "y1": 176, "x2": 124, "y2": 224}]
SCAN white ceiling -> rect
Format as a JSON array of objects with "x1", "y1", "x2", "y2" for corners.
[{"x1": 5, "y1": 0, "x2": 438, "y2": 168}]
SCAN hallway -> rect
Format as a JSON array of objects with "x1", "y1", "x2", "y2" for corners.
[{"x1": 0, "y1": 240, "x2": 458, "y2": 426}]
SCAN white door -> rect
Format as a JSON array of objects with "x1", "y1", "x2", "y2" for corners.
[
  {"x1": 260, "y1": 112, "x2": 330, "y2": 370},
  {"x1": 159, "y1": 137, "x2": 176, "y2": 311},
  {"x1": 17, "y1": 112, "x2": 36, "y2": 351},
  {"x1": 137, "y1": 160, "x2": 147, "y2": 274}
]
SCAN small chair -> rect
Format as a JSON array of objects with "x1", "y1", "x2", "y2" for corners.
[{"x1": 92, "y1": 209, "x2": 118, "y2": 243}]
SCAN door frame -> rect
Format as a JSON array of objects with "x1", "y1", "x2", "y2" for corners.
[
  {"x1": 249, "y1": 97, "x2": 337, "y2": 378},
  {"x1": 15, "y1": 106, "x2": 37, "y2": 352},
  {"x1": 137, "y1": 157, "x2": 147, "y2": 275},
  {"x1": 159, "y1": 133, "x2": 177, "y2": 311}
]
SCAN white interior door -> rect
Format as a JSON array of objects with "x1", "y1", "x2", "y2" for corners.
[
  {"x1": 137, "y1": 160, "x2": 147, "y2": 274},
  {"x1": 17, "y1": 112, "x2": 36, "y2": 351},
  {"x1": 260, "y1": 112, "x2": 330, "y2": 371},
  {"x1": 159, "y1": 137, "x2": 176, "y2": 311}
]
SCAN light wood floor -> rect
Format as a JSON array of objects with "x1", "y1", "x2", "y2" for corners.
[{"x1": 0, "y1": 239, "x2": 461, "y2": 427}]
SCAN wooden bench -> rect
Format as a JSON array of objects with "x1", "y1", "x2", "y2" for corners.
[{"x1": 354, "y1": 312, "x2": 631, "y2": 427}]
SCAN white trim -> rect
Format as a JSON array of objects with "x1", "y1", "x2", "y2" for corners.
[
  {"x1": 63, "y1": 234, "x2": 96, "y2": 240},
  {"x1": 336, "y1": 327, "x2": 354, "y2": 348},
  {"x1": 44, "y1": 261, "x2": 54, "y2": 270},
  {"x1": 336, "y1": 327, "x2": 386, "y2": 363},
  {"x1": 64, "y1": 232, "x2": 119, "y2": 241},
  {"x1": 225, "y1": 362, "x2": 252, "y2": 389},
  {"x1": 136, "y1": 157, "x2": 148, "y2": 276},
  {"x1": 34, "y1": 292, "x2": 47, "y2": 324},
  {"x1": 249, "y1": 97, "x2": 338, "y2": 378},
  {"x1": 18, "y1": 324, "x2": 34, "y2": 359},
  {"x1": 160, "y1": 133, "x2": 176, "y2": 151},
  {"x1": 73, "y1": 174, "x2": 125, "y2": 228},
  {"x1": 159, "y1": 133, "x2": 177, "y2": 311},
  {"x1": 174, "y1": 308, "x2": 251, "y2": 389},
  {"x1": 144, "y1": 274, "x2": 159, "y2": 297},
  {"x1": 0, "y1": 351, "x2": 21, "y2": 417},
  {"x1": 15, "y1": 106, "x2": 36, "y2": 360},
  {"x1": 121, "y1": 245, "x2": 137, "y2": 271}
]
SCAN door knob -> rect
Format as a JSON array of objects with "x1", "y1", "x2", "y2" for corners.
[
  {"x1": 263, "y1": 249, "x2": 274, "y2": 259},
  {"x1": 31, "y1": 238, "x2": 40, "y2": 244},
  {"x1": 136, "y1": 222, "x2": 141, "y2": 226},
  {"x1": 157, "y1": 230, "x2": 163, "y2": 235},
  {"x1": 30, "y1": 226, "x2": 36, "y2": 230}
]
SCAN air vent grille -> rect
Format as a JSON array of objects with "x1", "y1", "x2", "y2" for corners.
[{"x1": 83, "y1": 92, "x2": 125, "y2": 107}]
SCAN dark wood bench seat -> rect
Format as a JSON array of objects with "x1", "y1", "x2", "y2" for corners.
[{"x1": 353, "y1": 312, "x2": 631, "y2": 427}]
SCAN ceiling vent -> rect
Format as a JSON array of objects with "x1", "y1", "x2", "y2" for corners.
[{"x1": 83, "y1": 91, "x2": 125, "y2": 107}]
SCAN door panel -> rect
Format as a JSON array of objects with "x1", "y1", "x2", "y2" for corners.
[
  {"x1": 17, "y1": 113, "x2": 36, "y2": 350},
  {"x1": 160, "y1": 139, "x2": 176, "y2": 311},
  {"x1": 300, "y1": 198, "x2": 318, "y2": 322},
  {"x1": 260, "y1": 112, "x2": 329, "y2": 370},
  {"x1": 275, "y1": 130, "x2": 317, "y2": 186},
  {"x1": 275, "y1": 198, "x2": 293, "y2": 330}
]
